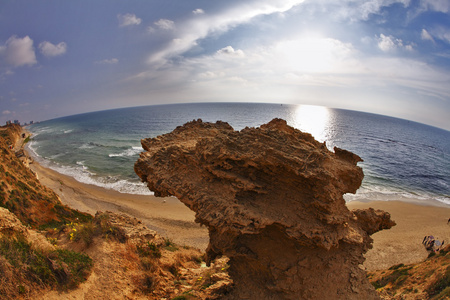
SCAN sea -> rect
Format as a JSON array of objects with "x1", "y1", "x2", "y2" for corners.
[{"x1": 26, "y1": 103, "x2": 450, "y2": 205}]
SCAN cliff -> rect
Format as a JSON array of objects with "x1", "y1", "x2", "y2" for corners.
[
  {"x1": 0, "y1": 125, "x2": 91, "y2": 228},
  {"x1": 0, "y1": 124, "x2": 232, "y2": 300},
  {"x1": 135, "y1": 118, "x2": 396, "y2": 299}
]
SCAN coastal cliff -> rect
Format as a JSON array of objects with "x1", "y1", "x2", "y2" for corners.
[
  {"x1": 2, "y1": 122, "x2": 450, "y2": 299},
  {"x1": 0, "y1": 124, "x2": 91, "y2": 228},
  {"x1": 135, "y1": 118, "x2": 395, "y2": 299},
  {"x1": 0, "y1": 124, "x2": 231, "y2": 299}
]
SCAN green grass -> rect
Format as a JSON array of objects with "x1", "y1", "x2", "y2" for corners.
[{"x1": 0, "y1": 233, "x2": 92, "y2": 289}]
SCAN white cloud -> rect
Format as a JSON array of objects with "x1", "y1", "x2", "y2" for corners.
[
  {"x1": 420, "y1": 0, "x2": 450, "y2": 13},
  {"x1": 95, "y1": 58, "x2": 119, "y2": 65},
  {"x1": 421, "y1": 29, "x2": 435, "y2": 43},
  {"x1": 147, "y1": 0, "x2": 305, "y2": 64},
  {"x1": 2, "y1": 110, "x2": 11, "y2": 115},
  {"x1": 118, "y1": 13, "x2": 142, "y2": 27},
  {"x1": 377, "y1": 34, "x2": 397, "y2": 51},
  {"x1": 193, "y1": 8, "x2": 205, "y2": 15},
  {"x1": 154, "y1": 19, "x2": 175, "y2": 30},
  {"x1": 216, "y1": 46, "x2": 245, "y2": 57},
  {"x1": 377, "y1": 34, "x2": 413, "y2": 52},
  {"x1": 309, "y1": 0, "x2": 411, "y2": 22},
  {"x1": 432, "y1": 27, "x2": 450, "y2": 44},
  {"x1": 0, "y1": 35, "x2": 37, "y2": 67},
  {"x1": 38, "y1": 41, "x2": 67, "y2": 57}
]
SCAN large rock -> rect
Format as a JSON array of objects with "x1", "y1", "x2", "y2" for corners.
[{"x1": 135, "y1": 118, "x2": 395, "y2": 299}]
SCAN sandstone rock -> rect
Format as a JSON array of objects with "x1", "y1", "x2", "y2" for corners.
[
  {"x1": 94, "y1": 211, "x2": 159, "y2": 244},
  {"x1": 135, "y1": 118, "x2": 395, "y2": 299}
]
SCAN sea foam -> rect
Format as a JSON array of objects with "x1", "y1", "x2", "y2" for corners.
[{"x1": 108, "y1": 146, "x2": 142, "y2": 158}]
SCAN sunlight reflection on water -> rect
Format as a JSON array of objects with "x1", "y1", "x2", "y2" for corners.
[{"x1": 292, "y1": 105, "x2": 330, "y2": 142}]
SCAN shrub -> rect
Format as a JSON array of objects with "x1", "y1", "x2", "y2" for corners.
[
  {"x1": 50, "y1": 249, "x2": 93, "y2": 288},
  {"x1": 72, "y1": 222, "x2": 95, "y2": 246},
  {"x1": 137, "y1": 242, "x2": 162, "y2": 258},
  {"x1": 94, "y1": 213, "x2": 127, "y2": 242},
  {"x1": 427, "y1": 266, "x2": 450, "y2": 297},
  {"x1": 0, "y1": 233, "x2": 93, "y2": 290}
]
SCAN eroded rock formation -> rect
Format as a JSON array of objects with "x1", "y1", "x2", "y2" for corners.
[{"x1": 135, "y1": 118, "x2": 395, "y2": 299}]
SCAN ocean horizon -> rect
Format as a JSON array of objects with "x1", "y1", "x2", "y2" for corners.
[{"x1": 27, "y1": 102, "x2": 449, "y2": 206}]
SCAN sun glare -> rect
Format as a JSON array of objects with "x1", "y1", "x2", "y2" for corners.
[
  {"x1": 276, "y1": 36, "x2": 350, "y2": 73},
  {"x1": 293, "y1": 105, "x2": 330, "y2": 142}
]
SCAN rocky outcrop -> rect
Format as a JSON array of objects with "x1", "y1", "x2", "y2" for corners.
[{"x1": 135, "y1": 118, "x2": 395, "y2": 299}]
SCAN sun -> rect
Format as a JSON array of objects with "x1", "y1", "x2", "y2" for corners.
[{"x1": 275, "y1": 35, "x2": 351, "y2": 73}]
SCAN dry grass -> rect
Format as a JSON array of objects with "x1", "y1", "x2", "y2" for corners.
[
  {"x1": 0, "y1": 232, "x2": 93, "y2": 299},
  {"x1": 369, "y1": 245, "x2": 450, "y2": 299}
]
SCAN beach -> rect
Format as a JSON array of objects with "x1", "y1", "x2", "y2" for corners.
[
  {"x1": 28, "y1": 156, "x2": 209, "y2": 250},
  {"x1": 348, "y1": 200, "x2": 450, "y2": 271},
  {"x1": 26, "y1": 148, "x2": 450, "y2": 272}
]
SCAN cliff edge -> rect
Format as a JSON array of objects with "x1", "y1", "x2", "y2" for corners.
[{"x1": 135, "y1": 118, "x2": 395, "y2": 299}]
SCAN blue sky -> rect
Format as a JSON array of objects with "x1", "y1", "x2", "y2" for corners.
[{"x1": 0, "y1": 0, "x2": 449, "y2": 130}]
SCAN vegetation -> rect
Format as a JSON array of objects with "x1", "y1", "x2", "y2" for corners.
[
  {"x1": 0, "y1": 125, "x2": 233, "y2": 299},
  {"x1": 368, "y1": 245, "x2": 450, "y2": 299},
  {"x1": 0, "y1": 233, "x2": 92, "y2": 298},
  {"x1": 371, "y1": 265, "x2": 412, "y2": 289},
  {"x1": 0, "y1": 125, "x2": 92, "y2": 229},
  {"x1": 427, "y1": 266, "x2": 450, "y2": 298},
  {"x1": 0, "y1": 125, "x2": 95, "y2": 299},
  {"x1": 62, "y1": 213, "x2": 127, "y2": 247}
]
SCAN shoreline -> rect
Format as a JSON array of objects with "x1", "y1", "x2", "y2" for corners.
[
  {"x1": 21, "y1": 130, "x2": 450, "y2": 271},
  {"x1": 26, "y1": 151, "x2": 209, "y2": 250}
]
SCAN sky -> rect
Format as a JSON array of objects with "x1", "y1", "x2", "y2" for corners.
[{"x1": 0, "y1": 0, "x2": 449, "y2": 130}]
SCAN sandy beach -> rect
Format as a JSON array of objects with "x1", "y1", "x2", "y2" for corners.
[
  {"x1": 28, "y1": 156, "x2": 209, "y2": 250},
  {"x1": 26, "y1": 147, "x2": 450, "y2": 271},
  {"x1": 348, "y1": 200, "x2": 450, "y2": 271}
]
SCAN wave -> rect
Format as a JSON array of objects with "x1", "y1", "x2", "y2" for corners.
[
  {"x1": 50, "y1": 163, "x2": 152, "y2": 195},
  {"x1": 26, "y1": 142, "x2": 41, "y2": 159},
  {"x1": 108, "y1": 146, "x2": 142, "y2": 158},
  {"x1": 344, "y1": 185, "x2": 450, "y2": 206},
  {"x1": 76, "y1": 160, "x2": 94, "y2": 173},
  {"x1": 79, "y1": 142, "x2": 106, "y2": 149},
  {"x1": 26, "y1": 148, "x2": 152, "y2": 195}
]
